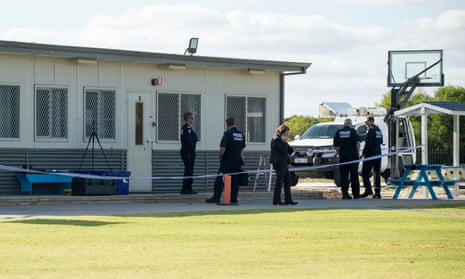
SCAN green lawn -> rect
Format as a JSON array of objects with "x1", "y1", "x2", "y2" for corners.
[{"x1": 1, "y1": 205, "x2": 465, "y2": 278}]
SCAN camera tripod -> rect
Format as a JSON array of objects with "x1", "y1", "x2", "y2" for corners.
[{"x1": 79, "y1": 121, "x2": 112, "y2": 171}]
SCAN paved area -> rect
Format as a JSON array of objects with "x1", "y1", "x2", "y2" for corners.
[
  {"x1": 1, "y1": 182, "x2": 463, "y2": 220},
  {"x1": 1, "y1": 195, "x2": 464, "y2": 220}
]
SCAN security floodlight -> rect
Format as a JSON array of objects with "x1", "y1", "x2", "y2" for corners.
[{"x1": 185, "y1": 37, "x2": 199, "y2": 55}]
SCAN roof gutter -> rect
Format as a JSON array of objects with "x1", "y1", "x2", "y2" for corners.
[{"x1": 0, "y1": 40, "x2": 311, "y2": 73}]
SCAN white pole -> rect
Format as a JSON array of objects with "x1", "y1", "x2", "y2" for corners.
[
  {"x1": 453, "y1": 115, "x2": 460, "y2": 166},
  {"x1": 421, "y1": 107, "x2": 428, "y2": 164}
]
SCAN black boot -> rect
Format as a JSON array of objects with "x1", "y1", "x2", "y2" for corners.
[
  {"x1": 205, "y1": 197, "x2": 219, "y2": 203},
  {"x1": 342, "y1": 192, "x2": 352, "y2": 200},
  {"x1": 373, "y1": 189, "x2": 381, "y2": 199},
  {"x1": 360, "y1": 189, "x2": 373, "y2": 198}
]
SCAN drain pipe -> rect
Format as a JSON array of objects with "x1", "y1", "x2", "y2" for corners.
[{"x1": 279, "y1": 67, "x2": 309, "y2": 123}]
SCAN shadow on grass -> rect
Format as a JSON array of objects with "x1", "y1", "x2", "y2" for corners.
[
  {"x1": 4, "y1": 218, "x2": 124, "y2": 227},
  {"x1": 125, "y1": 207, "x2": 367, "y2": 218},
  {"x1": 384, "y1": 203, "x2": 465, "y2": 210},
  {"x1": 121, "y1": 202, "x2": 465, "y2": 218}
]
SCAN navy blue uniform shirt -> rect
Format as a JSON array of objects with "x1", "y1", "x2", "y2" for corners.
[
  {"x1": 333, "y1": 126, "x2": 360, "y2": 162},
  {"x1": 220, "y1": 127, "x2": 245, "y2": 170},
  {"x1": 180, "y1": 124, "x2": 198, "y2": 154},
  {"x1": 363, "y1": 125, "x2": 383, "y2": 157}
]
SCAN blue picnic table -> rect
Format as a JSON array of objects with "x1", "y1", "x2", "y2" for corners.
[{"x1": 390, "y1": 164, "x2": 454, "y2": 200}]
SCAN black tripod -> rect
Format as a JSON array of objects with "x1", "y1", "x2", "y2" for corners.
[{"x1": 79, "y1": 121, "x2": 112, "y2": 171}]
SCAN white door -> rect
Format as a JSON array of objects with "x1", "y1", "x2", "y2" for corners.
[{"x1": 127, "y1": 92, "x2": 154, "y2": 192}]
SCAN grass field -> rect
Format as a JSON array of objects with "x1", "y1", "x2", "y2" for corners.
[{"x1": 1, "y1": 204, "x2": 465, "y2": 278}]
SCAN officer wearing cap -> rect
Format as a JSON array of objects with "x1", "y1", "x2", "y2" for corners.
[{"x1": 333, "y1": 118, "x2": 361, "y2": 199}]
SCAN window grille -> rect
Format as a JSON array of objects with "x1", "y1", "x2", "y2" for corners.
[
  {"x1": 226, "y1": 96, "x2": 246, "y2": 132},
  {"x1": 247, "y1": 97, "x2": 266, "y2": 142},
  {"x1": 226, "y1": 96, "x2": 266, "y2": 143},
  {"x1": 0, "y1": 85, "x2": 20, "y2": 138},
  {"x1": 36, "y1": 87, "x2": 68, "y2": 139},
  {"x1": 158, "y1": 93, "x2": 179, "y2": 141},
  {"x1": 158, "y1": 93, "x2": 201, "y2": 141},
  {"x1": 181, "y1": 94, "x2": 201, "y2": 140},
  {"x1": 85, "y1": 90, "x2": 115, "y2": 139}
]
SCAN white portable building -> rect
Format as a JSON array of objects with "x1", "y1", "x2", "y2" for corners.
[{"x1": 0, "y1": 40, "x2": 310, "y2": 194}]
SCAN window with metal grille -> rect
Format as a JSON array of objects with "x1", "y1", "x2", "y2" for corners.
[
  {"x1": 35, "y1": 87, "x2": 68, "y2": 139},
  {"x1": 157, "y1": 93, "x2": 201, "y2": 141},
  {"x1": 226, "y1": 96, "x2": 266, "y2": 143},
  {"x1": 85, "y1": 89, "x2": 115, "y2": 140},
  {"x1": 0, "y1": 85, "x2": 20, "y2": 138}
]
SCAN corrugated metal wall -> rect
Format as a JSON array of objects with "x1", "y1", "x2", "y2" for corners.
[
  {"x1": 0, "y1": 148, "x2": 273, "y2": 195},
  {"x1": 0, "y1": 148, "x2": 127, "y2": 195},
  {"x1": 151, "y1": 150, "x2": 272, "y2": 194}
]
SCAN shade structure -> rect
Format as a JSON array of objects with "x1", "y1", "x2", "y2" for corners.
[{"x1": 394, "y1": 102, "x2": 465, "y2": 165}]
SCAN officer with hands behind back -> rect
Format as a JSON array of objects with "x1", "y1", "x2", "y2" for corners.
[
  {"x1": 205, "y1": 117, "x2": 246, "y2": 205},
  {"x1": 333, "y1": 118, "x2": 361, "y2": 199}
]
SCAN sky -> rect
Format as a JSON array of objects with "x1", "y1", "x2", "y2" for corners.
[{"x1": 2, "y1": 0, "x2": 464, "y2": 117}]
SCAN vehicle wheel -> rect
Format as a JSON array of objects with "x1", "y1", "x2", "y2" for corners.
[{"x1": 333, "y1": 170, "x2": 342, "y2": 187}]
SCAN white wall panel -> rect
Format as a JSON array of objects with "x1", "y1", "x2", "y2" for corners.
[
  {"x1": 77, "y1": 63, "x2": 98, "y2": 87},
  {"x1": 0, "y1": 53, "x2": 283, "y2": 153},
  {"x1": 0, "y1": 54, "x2": 27, "y2": 82},
  {"x1": 55, "y1": 59, "x2": 76, "y2": 85},
  {"x1": 98, "y1": 61, "x2": 121, "y2": 88},
  {"x1": 34, "y1": 57, "x2": 54, "y2": 84},
  {"x1": 123, "y1": 62, "x2": 156, "y2": 91}
]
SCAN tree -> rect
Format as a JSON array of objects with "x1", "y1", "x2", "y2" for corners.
[
  {"x1": 428, "y1": 86, "x2": 465, "y2": 150},
  {"x1": 378, "y1": 85, "x2": 465, "y2": 153},
  {"x1": 284, "y1": 115, "x2": 331, "y2": 140},
  {"x1": 377, "y1": 90, "x2": 432, "y2": 148},
  {"x1": 377, "y1": 90, "x2": 432, "y2": 110},
  {"x1": 284, "y1": 115, "x2": 318, "y2": 140}
]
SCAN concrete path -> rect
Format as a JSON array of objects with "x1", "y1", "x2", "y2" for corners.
[
  {"x1": 1, "y1": 196, "x2": 464, "y2": 220},
  {"x1": 1, "y1": 182, "x2": 463, "y2": 220}
]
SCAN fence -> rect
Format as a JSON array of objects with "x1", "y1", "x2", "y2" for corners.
[{"x1": 417, "y1": 148, "x2": 465, "y2": 165}]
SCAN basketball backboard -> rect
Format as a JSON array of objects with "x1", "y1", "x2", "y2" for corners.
[{"x1": 387, "y1": 49, "x2": 444, "y2": 87}]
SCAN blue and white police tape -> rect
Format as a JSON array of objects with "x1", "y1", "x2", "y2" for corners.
[{"x1": 0, "y1": 145, "x2": 422, "y2": 181}]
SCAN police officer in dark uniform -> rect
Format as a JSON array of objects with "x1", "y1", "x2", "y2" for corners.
[
  {"x1": 270, "y1": 124, "x2": 298, "y2": 205},
  {"x1": 206, "y1": 117, "x2": 245, "y2": 205},
  {"x1": 360, "y1": 116, "x2": 383, "y2": 199},
  {"x1": 180, "y1": 112, "x2": 198, "y2": 194},
  {"x1": 333, "y1": 118, "x2": 361, "y2": 199}
]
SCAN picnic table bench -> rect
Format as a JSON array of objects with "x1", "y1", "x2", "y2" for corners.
[
  {"x1": 389, "y1": 164, "x2": 459, "y2": 200},
  {"x1": 16, "y1": 173, "x2": 73, "y2": 195}
]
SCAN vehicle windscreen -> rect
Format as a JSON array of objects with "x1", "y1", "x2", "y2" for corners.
[{"x1": 300, "y1": 124, "x2": 344, "y2": 139}]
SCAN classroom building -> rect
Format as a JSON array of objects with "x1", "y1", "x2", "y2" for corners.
[{"x1": 0, "y1": 40, "x2": 310, "y2": 194}]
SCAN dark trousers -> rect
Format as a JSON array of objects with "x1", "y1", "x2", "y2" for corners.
[
  {"x1": 181, "y1": 152, "x2": 195, "y2": 191},
  {"x1": 212, "y1": 172, "x2": 239, "y2": 202},
  {"x1": 272, "y1": 163, "x2": 292, "y2": 203},
  {"x1": 362, "y1": 157, "x2": 381, "y2": 193},
  {"x1": 339, "y1": 162, "x2": 360, "y2": 197}
]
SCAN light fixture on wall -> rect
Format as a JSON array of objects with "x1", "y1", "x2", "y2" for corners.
[
  {"x1": 76, "y1": 58, "x2": 98, "y2": 64},
  {"x1": 167, "y1": 63, "x2": 187, "y2": 70},
  {"x1": 248, "y1": 69, "x2": 265, "y2": 75},
  {"x1": 184, "y1": 37, "x2": 199, "y2": 55}
]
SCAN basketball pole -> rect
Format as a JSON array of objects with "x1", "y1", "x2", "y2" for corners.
[{"x1": 385, "y1": 53, "x2": 442, "y2": 178}]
